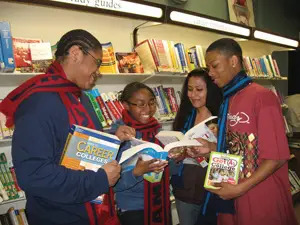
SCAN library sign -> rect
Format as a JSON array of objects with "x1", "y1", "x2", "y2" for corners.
[{"x1": 49, "y1": 0, "x2": 163, "y2": 18}]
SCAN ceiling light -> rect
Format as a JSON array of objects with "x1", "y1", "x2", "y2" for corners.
[
  {"x1": 253, "y1": 30, "x2": 299, "y2": 48},
  {"x1": 169, "y1": 11, "x2": 250, "y2": 37}
]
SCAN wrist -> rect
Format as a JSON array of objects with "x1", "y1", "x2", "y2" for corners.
[{"x1": 133, "y1": 167, "x2": 143, "y2": 177}]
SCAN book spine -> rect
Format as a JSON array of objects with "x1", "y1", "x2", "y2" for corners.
[
  {"x1": 19, "y1": 209, "x2": 29, "y2": 225},
  {"x1": 154, "y1": 86, "x2": 168, "y2": 116},
  {"x1": 107, "y1": 92, "x2": 124, "y2": 115},
  {"x1": 0, "y1": 22, "x2": 15, "y2": 72},
  {"x1": 164, "y1": 87, "x2": 177, "y2": 113},
  {"x1": 9, "y1": 167, "x2": 22, "y2": 192},
  {"x1": 7, "y1": 208, "x2": 18, "y2": 225},
  {"x1": 91, "y1": 89, "x2": 113, "y2": 126},
  {"x1": 85, "y1": 91, "x2": 107, "y2": 127},
  {"x1": 174, "y1": 43, "x2": 188, "y2": 73},
  {"x1": 0, "y1": 179, "x2": 9, "y2": 201},
  {"x1": 15, "y1": 209, "x2": 24, "y2": 225},
  {"x1": 101, "y1": 93, "x2": 122, "y2": 120}
]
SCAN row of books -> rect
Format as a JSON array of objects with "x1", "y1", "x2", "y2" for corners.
[
  {"x1": 289, "y1": 169, "x2": 300, "y2": 195},
  {"x1": 243, "y1": 55, "x2": 282, "y2": 78},
  {"x1": 0, "y1": 153, "x2": 24, "y2": 204},
  {"x1": 0, "y1": 21, "x2": 53, "y2": 73},
  {"x1": 84, "y1": 86, "x2": 181, "y2": 128},
  {"x1": 134, "y1": 39, "x2": 206, "y2": 74},
  {"x1": 0, "y1": 208, "x2": 29, "y2": 225}
]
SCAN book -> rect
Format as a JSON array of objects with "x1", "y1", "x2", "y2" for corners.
[
  {"x1": 99, "y1": 42, "x2": 118, "y2": 74},
  {"x1": 115, "y1": 52, "x2": 144, "y2": 73},
  {"x1": 60, "y1": 124, "x2": 121, "y2": 203},
  {"x1": 134, "y1": 39, "x2": 158, "y2": 74},
  {"x1": 119, "y1": 139, "x2": 169, "y2": 183},
  {"x1": 29, "y1": 42, "x2": 53, "y2": 73},
  {"x1": 12, "y1": 37, "x2": 42, "y2": 72},
  {"x1": 119, "y1": 117, "x2": 218, "y2": 182},
  {"x1": 204, "y1": 152, "x2": 242, "y2": 189},
  {"x1": 0, "y1": 22, "x2": 15, "y2": 72},
  {"x1": 155, "y1": 116, "x2": 218, "y2": 156}
]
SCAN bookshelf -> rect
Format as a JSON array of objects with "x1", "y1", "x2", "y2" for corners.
[{"x1": 0, "y1": 0, "x2": 298, "y2": 219}]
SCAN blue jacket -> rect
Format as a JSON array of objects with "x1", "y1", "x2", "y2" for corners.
[
  {"x1": 111, "y1": 120, "x2": 145, "y2": 211},
  {"x1": 12, "y1": 92, "x2": 109, "y2": 225}
]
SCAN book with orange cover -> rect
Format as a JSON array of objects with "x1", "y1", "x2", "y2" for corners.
[
  {"x1": 115, "y1": 52, "x2": 144, "y2": 73},
  {"x1": 60, "y1": 125, "x2": 120, "y2": 203}
]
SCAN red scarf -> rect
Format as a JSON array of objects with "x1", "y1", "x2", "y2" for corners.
[
  {"x1": 0, "y1": 61, "x2": 100, "y2": 225},
  {"x1": 122, "y1": 110, "x2": 171, "y2": 225}
]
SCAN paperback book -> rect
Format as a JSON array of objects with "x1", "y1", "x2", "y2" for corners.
[
  {"x1": 115, "y1": 52, "x2": 144, "y2": 73},
  {"x1": 60, "y1": 124, "x2": 121, "y2": 203},
  {"x1": 204, "y1": 152, "x2": 242, "y2": 189},
  {"x1": 119, "y1": 139, "x2": 169, "y2": 183},
  {"x1": 155, "y1": 116, "x2": 218, "y2": 159}
]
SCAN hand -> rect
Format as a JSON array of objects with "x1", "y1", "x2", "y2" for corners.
[
  {"x1": 115, "y1": 125, "x2": 135, "y2": 141},
  {"x1": 208, "y1": 123, "x2": 218, "y2": 137},
  {"x1": 168, "y1": 147, "x2": 186, "y2": 163},
  {"x1": 102, "y1": 160, "x2": 121, "y2": 186},
  {"x1": 186, "y1": 138, "x2": 216, "y2": 158},
  {"x1": 206, "y1": 182, "x2": 246, "y2": 200},
  {"x1": 133, "y1": 157, "x2": 168, "y2": 177}
]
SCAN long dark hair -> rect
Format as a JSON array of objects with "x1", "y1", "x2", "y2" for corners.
[{"x1": 173, "y1": 68, "x2": 223, "y2": 131}]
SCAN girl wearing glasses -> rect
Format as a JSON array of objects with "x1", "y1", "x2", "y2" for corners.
[
  {"x1": 170, "y1": 68, "x2": 222, "y2": 225},
  {"x1": 112, "y1": 82, "x2": 170, "y2": 225}
]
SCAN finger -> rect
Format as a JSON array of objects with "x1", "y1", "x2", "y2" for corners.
[
  {"x1": 212, "y1": 182, "x2": 222, "y2": 188},
  {"x1": 205, "y1": 188, "x2": 220, "y2": 194}
]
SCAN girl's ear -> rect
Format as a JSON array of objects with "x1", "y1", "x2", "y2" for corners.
[{"x1": 123, "y1": 102, "x2": 130, "y2": 111}]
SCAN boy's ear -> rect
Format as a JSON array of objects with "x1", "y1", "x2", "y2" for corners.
[{"x1": 230, "y1": 55, "x2": 239, "y2": 68}]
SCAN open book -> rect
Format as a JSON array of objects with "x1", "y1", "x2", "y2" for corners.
[
  {"x1": 156, "y1": 116, "x2": 218, "y2": 158},
  {"x1": 118, "y1": 116, "x2": 218, "y2": 182}
]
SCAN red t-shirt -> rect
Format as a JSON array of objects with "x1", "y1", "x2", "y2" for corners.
[{"x1": 218, "y1": 83, "x2": 298, "y2": 225}]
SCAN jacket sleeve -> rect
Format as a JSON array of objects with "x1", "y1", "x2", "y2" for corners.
[
  {"x1": 12, "y1": 93, "x2": 109, "y2": 204},
  {"x1": 114, "y1": 169, "x2": 144, "y2": 192}
]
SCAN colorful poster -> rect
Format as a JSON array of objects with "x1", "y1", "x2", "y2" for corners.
[{"x1": 228, "y1": 0, "x2": 256, "y2": 27}]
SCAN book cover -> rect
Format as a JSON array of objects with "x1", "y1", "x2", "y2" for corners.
[
  {"x1": 204, "y1": 152, "x2": 242, "y2": 189},
  {"x1": 119, "y1": 140, "x2": 168, "y2": 183},
  {"x1": 29, "y1": 42, "x2": 53, "y2": 73},
  {"x1": 156, "y1": 116, "x2": 218, "y2": 146},
  {"x1": 60, "y1": 125, "x2": 121, "y2": 203},
  {"x1": 0, "y1": 22, "x2": 15, "y2": 72},
  {"x1": 12, "y1": 37, "x2": 42, "y2": 72},
  {"x1": 134, "y1": 39, "x2": 158, "y2": 74},
  {"x1": 99, "y1": 42, "x2": 118, "y2": 74},
  {"x1": 115, "y1": 52, "x2": 144, "y2": 73}
]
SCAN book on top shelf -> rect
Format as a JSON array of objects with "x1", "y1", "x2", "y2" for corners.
[
  {"x1": 99, "y1": 42, "x2": 118, "y2": 74},
  {"x1": 204, "y1": 151, "x2": 242, "y2": 189},
  {"x1": 12, "y1": 37, "x2": 42, "y2": 72},
  {"x1": 134, "y1": 39, "x2": 158, "y2": 74},
  {"x1": 60, "y1": 124, "x2": 121, "y2": 204},
  {"x1": 115, "y1": 52, "x2": 144, "y2": 73},
  {"x1": 29, "y1": 42, "x2": 53, "y2": 73}
]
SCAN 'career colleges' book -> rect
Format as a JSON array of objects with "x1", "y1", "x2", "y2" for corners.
[{"x1": 60, "y1": 125, "x2": 121, "y2": 204}]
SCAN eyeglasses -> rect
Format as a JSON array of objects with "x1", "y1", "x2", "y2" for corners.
[
  {"x1": 80, "y1": 47, "x2": 102, "y2": 68},
  {"x1": 127, "y1": 100, "x2": 157, "y2": 109}
]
